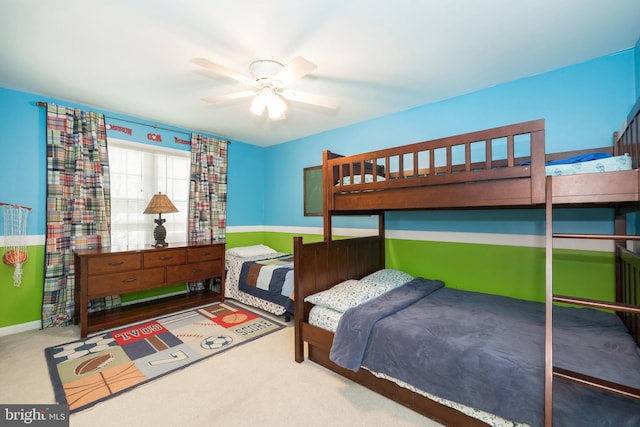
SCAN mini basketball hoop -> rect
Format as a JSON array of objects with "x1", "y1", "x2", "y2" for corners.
[{"x1": 1, "y1": 203, "x2": 31, "y2": 286}]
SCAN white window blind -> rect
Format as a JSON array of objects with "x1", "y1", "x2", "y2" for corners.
[{"x1": 108, "y1": 139, "x2": 190, "y2": 249}]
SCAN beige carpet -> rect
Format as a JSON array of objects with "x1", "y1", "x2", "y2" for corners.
[{"x1": 0, "y1": 303, "x2": 441, "y2": 427}]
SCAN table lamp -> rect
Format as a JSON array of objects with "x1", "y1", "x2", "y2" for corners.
[{"x1": 143, "y1": 192, "x2": 179, "y2": 247}]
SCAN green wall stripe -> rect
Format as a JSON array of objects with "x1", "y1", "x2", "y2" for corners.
[
  {"x1": 0, "y1": 245, "x2": 44, "y2": 328},
  {"x1": 386, "y1": 238, "x2": 614, "y2": 303}
]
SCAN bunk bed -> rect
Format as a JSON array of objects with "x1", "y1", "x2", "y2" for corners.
[
  {"x1": 225, "y1": 245, "x2": 294, "y2": 320},
  {"x1": 294, "y1": 104, "x2": 640, "y2": 426}
]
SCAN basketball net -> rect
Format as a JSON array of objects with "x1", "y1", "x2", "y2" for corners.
[{"x1": 1, "y1": 203, "x2": 30, "y2": 287}]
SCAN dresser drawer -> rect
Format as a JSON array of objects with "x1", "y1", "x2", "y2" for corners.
[
  {"x1": 187, "y1": 245, "x2": 223, "y2": 263},
  {"x1": 87, "y1": 267, "x2": 166, "y2": 298},
  {"x1": 167, "y1": 260, "x2": 222, "y2": 284},
  {"x1": 88, "y1": 253, "x2": 142, "y2": 275},
  {"x1": 144, "y1": 248, "x2": 186, "y2": 268}
]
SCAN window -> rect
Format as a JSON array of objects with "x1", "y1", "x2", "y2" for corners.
[{"x1": 108, "y1": 139, "x2": 190, "y2": 249}]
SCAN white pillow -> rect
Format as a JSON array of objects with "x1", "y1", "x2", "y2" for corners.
[
  {"x1": 304, "y1": 279, "x2": 386, "y2": 312},
  {"x1": 341, "y1": 174, "x2": 386, "y2": 185},
  {"x1": 226, "y1": 244, "x2": 277, "y2": 258},
  {"x1": 360, "y1": 269, "x2": 413, "y2": 291}
]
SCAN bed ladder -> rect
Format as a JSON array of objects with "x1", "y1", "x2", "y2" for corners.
[{"x1": 544, "y1": 176, "x2": 640, "y2": 426}]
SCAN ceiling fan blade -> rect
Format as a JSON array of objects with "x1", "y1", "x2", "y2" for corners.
[
  {"x1": 273, "y1": 57, "x2": 317, "y2": 87},
  {"x1": 202, "y1": 90, "x2": 257, "y2": 103},
  {"x1": 192, "y1": 58, "x2": 257, "y2": 87},
  {"x1": 279, "y1": 89, "x2": 340, "y2": 109}
]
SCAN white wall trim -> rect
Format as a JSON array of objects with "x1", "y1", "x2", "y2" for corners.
[
  {"x1": 226, "y1": 226, "x2": 266, "y2": 233},
  {"x1": 228, "y1": 225, "x2": 613, "y2": 252},
  {"x1": 7, "y1": 228, "x2": 612, "y2": 252},
  {"x1": 0, "y1": 235, "x2": 45, "y2": 247},
  {"x1": 0, "y1": 320, "x2": 41, "y2": 337}
]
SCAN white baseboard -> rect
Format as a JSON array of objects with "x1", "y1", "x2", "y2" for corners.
[{"x1": 0, "y1": 320, "x2": 41, "y2": 337}]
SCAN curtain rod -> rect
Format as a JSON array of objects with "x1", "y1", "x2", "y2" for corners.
[{"x1": 35, "y1": 101, "x2": 230, "y2": 143}]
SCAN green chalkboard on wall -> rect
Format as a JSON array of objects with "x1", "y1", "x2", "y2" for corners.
[{"x1": 304, "y1": 166, "x2": 322, "y2": 216}]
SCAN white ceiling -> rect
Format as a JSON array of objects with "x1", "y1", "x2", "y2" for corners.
[{"x1": 1, "y1": 1, "x2": 639, "y2": 147}]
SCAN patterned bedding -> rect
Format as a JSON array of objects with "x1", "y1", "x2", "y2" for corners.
[
  {"x1": 225, "y1": 252, "x2": 294, "y2": 317},
  {"x1": 545, "y1": 153, "x2": 631, "y2": 176},
  {"x1": 308, "y1": 305, "x2": 342, "y2": 332}
]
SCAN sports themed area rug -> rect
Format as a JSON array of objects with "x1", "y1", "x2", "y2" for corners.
[{"x1": 45, "y1": 302, "x2": 284, "y2": 413}]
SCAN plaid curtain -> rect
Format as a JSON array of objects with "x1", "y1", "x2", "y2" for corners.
[
  {"x1": 188, "y1": 134, "x2": 228, "y2": 244},
  {"x1": 187, "y1": 134, "x2": 228, "y2": 292},
  {"x1": 42, "y1": 104, "x2": 119, "y2": 328}
]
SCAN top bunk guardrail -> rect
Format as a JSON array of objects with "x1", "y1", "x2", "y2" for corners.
[{"x1": 323, "y1": 119, "x2": 547, "y2": 212}]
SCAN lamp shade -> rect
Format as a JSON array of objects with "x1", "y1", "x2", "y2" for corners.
[{"x1": 143, "y1": 193, "x2": 179, "y2": 214}]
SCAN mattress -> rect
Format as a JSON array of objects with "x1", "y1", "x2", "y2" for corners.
[
  {"x1": 545, "y1": 153, "x2": 631, "y2": 176},
  {"x1": 308, "y1": 305, "x2": 341, "y2": 332}
]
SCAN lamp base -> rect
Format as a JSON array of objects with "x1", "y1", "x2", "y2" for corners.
[{"x1": 153, "y1": 217, "x2": 169, "y2": 248}]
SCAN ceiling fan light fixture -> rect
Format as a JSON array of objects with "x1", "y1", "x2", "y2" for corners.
[
  {"x1": 268, "y1": 107, "x2": 286, "y2": 121},
  {"x1": 267, "y1": 92, "x2": 287, "y2": 120},
  {"x1": 250, "y1": 92, "x2": 267, "y2": 116}
]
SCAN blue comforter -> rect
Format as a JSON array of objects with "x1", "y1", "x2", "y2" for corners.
[
  {"x1": 238, "y1": 255, "x2": 295, "y2": 314},
  {"x1": 519, "y1": 151, "x2": 611, "y2": 166},
  {"x1": 330, "y1": 278, "x2": 640, "y2": 426}
]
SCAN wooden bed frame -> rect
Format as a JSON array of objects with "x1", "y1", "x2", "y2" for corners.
[{"x1": 294, "y1": 102, "x2": 640, "y2": 426}]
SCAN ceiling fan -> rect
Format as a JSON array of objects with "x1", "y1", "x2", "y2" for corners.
[{"x1": 192, "y1": 56, "x2": 340, "y2": 120}]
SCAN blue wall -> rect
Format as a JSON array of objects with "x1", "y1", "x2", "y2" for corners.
[
  {"x1": 0, "y1": 89, "x2": 266, "y2": 235},
  {"x1": 227, "y1": 141, "x2": 265, "y2": 226},
  {"x1": 0, "y1": 90, "x2": 46, "y2": 234},
  {"x1": 264, "y1": 50, "x2": 637, "y2": 235}
]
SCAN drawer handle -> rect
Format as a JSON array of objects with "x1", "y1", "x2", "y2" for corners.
[
  {"x1": 109, "y1": 261, "x2": 125, "y2": 266},
  {"x1": 122, "y1": 278, "x2": 137, "y2": 283},
  {"x1": 191, "y1": 268, "x2": 202, "y2": 273},
  {"x1": 159, "y1": 256, "x2": 173, "y2": 261}
]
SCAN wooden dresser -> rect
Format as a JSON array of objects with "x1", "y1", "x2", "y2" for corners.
[{"x1": 74, "y1": 242, "x2": 225, "y2": 337}]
